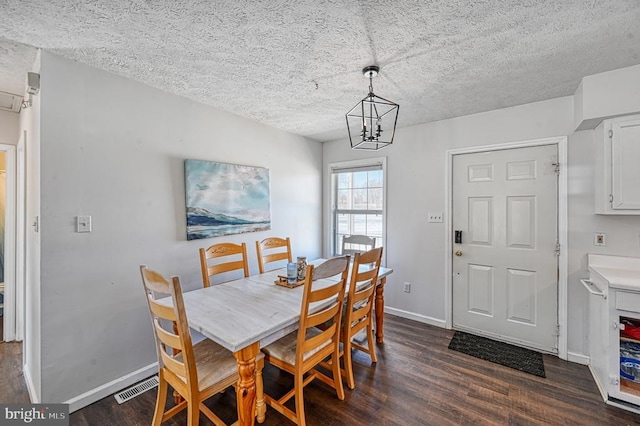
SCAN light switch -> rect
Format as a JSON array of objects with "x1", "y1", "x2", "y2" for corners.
[
  {"x1": 428, "y1": 212, "x2": 443, "y2": 223},
  {"x1": 77, "y1": 215, "x2": 92, "y2": 233}
]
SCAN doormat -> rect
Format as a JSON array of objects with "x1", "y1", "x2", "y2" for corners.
[{"x1": 448, "y1": 331, "x2": 545, "y2": 378}]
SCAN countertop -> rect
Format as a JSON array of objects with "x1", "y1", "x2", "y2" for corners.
[{"x1": 588, "y1": 254, "x2": 640, "y2": 292}]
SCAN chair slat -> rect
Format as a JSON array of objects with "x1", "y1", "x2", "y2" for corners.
[{"x1": 148, "y1": 298, "x2": 177, "y2": 321}]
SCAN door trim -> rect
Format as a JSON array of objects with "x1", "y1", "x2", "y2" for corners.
[
  {"x1": 444, "y1": 136, "x2": 568, "y2": 360},
  {"x1": 0, "y1": 143, "x2": 17, "y2": 342}
]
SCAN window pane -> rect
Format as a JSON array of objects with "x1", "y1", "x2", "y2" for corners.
[
  {"x1": 353, "y1": 214, "x2": 367, "y2": 234},
  {"x1": 368, "y1": 170, "x2": 383, "y2": 187},
  {"x1": 368, "y1": 215, "x2": 383, "y2": 239},
  {"x1": 368, "y1": 188, "x2": 383, "y2": 209},
  {"x1": 337, "y1": 173, "x2": 351, "y2": 189},
  {"x1": 337, "y1": 189, "x2": 352, "y2": 209},
  {"x1": 353, "y1": 189, "x2": 367, "y2": 209},
  {"x1": 337, "y1": 214, "x2": 349, "y2": 234},
  {"x1": 353, "y1": 171, "x2": 368, "y2": 189}
]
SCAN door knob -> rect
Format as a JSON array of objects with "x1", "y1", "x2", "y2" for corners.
[{"x1": 455, "y1": 250, "x2": 462, "y2": 256}]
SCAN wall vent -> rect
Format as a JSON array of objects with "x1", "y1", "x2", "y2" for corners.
[
  {"x1": 0, "y1": 91, "x2": 23, "y2": 112},
  {"x1": 114, "y1": 375, "x2": 159, "y2": 404}
]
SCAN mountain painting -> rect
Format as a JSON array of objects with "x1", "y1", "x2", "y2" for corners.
[{"x1": 185, "y1": 159, "x2": 271, "y2": 240}]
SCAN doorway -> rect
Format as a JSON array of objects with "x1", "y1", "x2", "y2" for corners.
[{"x1": 445, "y1": 137, "x2": 568, "y2": 358}]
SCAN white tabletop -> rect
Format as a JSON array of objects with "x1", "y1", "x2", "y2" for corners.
[{"x1": 163, "y1": 259, "x2": 393, "y2": 353}]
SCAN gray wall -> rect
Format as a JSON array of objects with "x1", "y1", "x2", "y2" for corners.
[
  {"x1": 0, "y1": 109, "x2": 19, "y2": 144},
  {"x1": 33, "y1": 51, "x2": 323, "y2": 405},
  {"x1": 323, "y1": 96, "x2": 640, "y2": 359}
]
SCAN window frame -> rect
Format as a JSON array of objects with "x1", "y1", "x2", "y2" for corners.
[{"x1": 327, "y1": 157, "x2": 387, "y2": 264}]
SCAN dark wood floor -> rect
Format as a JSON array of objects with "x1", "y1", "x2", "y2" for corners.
[{"x1": 2, "y1": 315, "x2": 640, "y2": 425}]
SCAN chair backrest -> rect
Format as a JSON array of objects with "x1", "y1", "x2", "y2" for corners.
[
  {"x1": 140, "y1": 265, "x2": 198, "y2": 392},
  {"x1": 341, "y1": 234, "x2": 376, "y2": 256},
  {"x1": 296, "y1": 256, "x2": 350, "y2": 366},
  {"x1": 199, "y1": 242, "x2": 250, "y2": 287},
  {"x1": 345, "y1": 247, "x2": 383, "y2": 334},
  {"x1": 256, "y1": 237, "x2": 292, "y2": 273}
]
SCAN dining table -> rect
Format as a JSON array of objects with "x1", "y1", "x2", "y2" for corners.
[{"x1": 166, "y1": 258, "x2": 393, "y2": 426}]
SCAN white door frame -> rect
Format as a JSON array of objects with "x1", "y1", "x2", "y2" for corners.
[
  {"x1": 444, "y1": 136, "x2": 568, "y2": 360},
  {"x1": 15, "y1": 131, "x2": 26, "y2": 341},
  {"x1": 0, "y1": 143, "x2": 17, "y2": 342}
]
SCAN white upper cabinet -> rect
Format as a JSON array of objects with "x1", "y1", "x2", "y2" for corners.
[{"x1": 595, "y1": 115, "x2": 640, "y2": 214}]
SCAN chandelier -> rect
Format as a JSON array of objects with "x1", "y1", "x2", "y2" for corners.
[{"x1": 345, "y1": 65, "x2": 399, "y2": 150}]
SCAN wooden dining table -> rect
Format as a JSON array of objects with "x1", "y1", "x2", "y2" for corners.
[{"x1": 170, "y1": 258, "x2": 393, "y2": 426}]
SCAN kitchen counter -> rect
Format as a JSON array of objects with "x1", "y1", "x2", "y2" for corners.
[{"x1": 588, "y1": 254, "x2": 640, "y2": 292}]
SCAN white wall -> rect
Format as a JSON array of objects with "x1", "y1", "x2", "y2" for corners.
[
  {"x1": 0, "y1": 109, "x2": 19, "y2": 145},
  {"x1": 323, "y1": 95, "x2": 640, "y2": 358},
  {"x1": 36, "y1": 51, "x2": 323, "y2": 408}
]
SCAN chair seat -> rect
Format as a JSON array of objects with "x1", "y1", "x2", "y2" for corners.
[
  {"x1": 262, "y1": 327, "x2": 330, "y2": 365},
  {"x1": 177, "y1": 339, "x2": 264, "y2": 391}
]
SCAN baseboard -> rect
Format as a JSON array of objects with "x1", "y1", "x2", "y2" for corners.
[
  {"x1": 22, "y1": 363, "x2": 39, "y2": 403},
  {"x1": 65, "y1": 362, "x2": 158, "y2": 413},
  {"x1": 385, "y1": 307, "x2": 446, "y2": 328},
  {"x1": 567, "y1": 351, "x2": 590, "y2": 365}
]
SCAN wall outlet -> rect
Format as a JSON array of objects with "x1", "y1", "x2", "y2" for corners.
[
  {"x1": 427, "y1": 212, "x2": 443, "y2": 223},
  {"x1": 594, "y1": 232, "x2": 606, "y2": 246},
  {"x1": 403, "y1": 282, "x2": 411, "y2": 293}
]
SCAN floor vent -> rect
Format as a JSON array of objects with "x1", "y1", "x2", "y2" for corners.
[{"x1": 114, "y1": 375, "x2": 159, "y2": 404}]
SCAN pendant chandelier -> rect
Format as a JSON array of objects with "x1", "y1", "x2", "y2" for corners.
[{"x1": 345, "y1": 65, "x2": 399, "y2": 150}]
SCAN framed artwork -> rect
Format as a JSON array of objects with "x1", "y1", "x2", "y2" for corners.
[{"x1": 185, "y1": 159, "x2": 271, "y2": 240}]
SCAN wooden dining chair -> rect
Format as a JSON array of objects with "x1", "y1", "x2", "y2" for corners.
[
  {"x1": 340, "y1": 247, "x2": 383, "y2": 389},
  {"x1": 199, "y1": 242, "x2": 250, "y2": 287},
  {"x1": 255, "y1": 237, "x2": 292, "y2": 273},
  {"x1": 261, "y1": 256, "x2": 350, "y2": 426},
  {"x1": 140, "y1": 265, "x2": 264, "y2": 426},
  {"x1": 341, "y1": 234, "x2": 376, "y2": 256}
]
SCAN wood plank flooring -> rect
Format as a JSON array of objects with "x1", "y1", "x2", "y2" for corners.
[{"x1": 2, "y1": 315, "x2": 640, "y2": 425}]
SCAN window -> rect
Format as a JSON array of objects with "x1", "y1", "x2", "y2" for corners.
[{"x1": 329, "y1": 158, "x2": 386, "y2": 256}]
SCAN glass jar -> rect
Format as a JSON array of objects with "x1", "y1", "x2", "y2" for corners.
[
  {"x1": 296, "y1": 256, "x2": 307, "y2": 281},
  {"x1": 287, "y1": 262, "x2": 297, "y2": 284}
]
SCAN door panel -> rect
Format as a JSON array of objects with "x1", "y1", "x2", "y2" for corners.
[
  {"x1": 468, "y1": 264, "x2": 494, "y2": 316},
  {"x1": 506, "y1": 268, "x2": 536, "y2": 324},
  {"x1": 469, "y1": 197, "x2": 493, "y2": 245},
  {"x1": 452, "y1": 144, "x2": 558, "y2": 353},
  {"x1": 507, "y1": 196, "x2": 535, "y2": 248}
]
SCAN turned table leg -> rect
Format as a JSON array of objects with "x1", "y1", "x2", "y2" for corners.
[
  {"x1": 255, "y1": 355, "x2": 266, "y2": 423},
  {"x1": 375, "y1": 277, "x2": 387, "y2": 344},
  {"x1": 234, "y1": 343, "x2": 260, "y2": 426}
]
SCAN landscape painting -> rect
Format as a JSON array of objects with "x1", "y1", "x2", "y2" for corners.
[{"x1": 185, "y1": 159, "x2": 271, "y2": 240}]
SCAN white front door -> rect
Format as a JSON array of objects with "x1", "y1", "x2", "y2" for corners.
[{"x1": 452, "y1": 144, "x2": 558, "y2": 353}]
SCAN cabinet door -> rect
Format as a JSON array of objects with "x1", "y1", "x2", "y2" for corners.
[{"x1": 612, "y1": 117, "x2": 640, "y2": 210}]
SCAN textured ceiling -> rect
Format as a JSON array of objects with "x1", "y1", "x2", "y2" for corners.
[{"x1": 1, "y1": 1, "x2": 640, "y2": 141}]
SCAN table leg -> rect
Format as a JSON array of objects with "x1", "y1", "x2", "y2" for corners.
[
  {"x1": 375, "y1": 277, "x2": 387, "y2": 343},
  {"x1": 234, "y1": 343, "x2": 260, "y2": 426},
  {"x1": 255, "y1": 355, "x2": 266, "y2": 423}
]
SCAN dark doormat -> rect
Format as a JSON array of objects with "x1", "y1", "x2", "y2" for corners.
[{"x1": 448, "y1": 331, "x2": 546, "y2": 378}]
